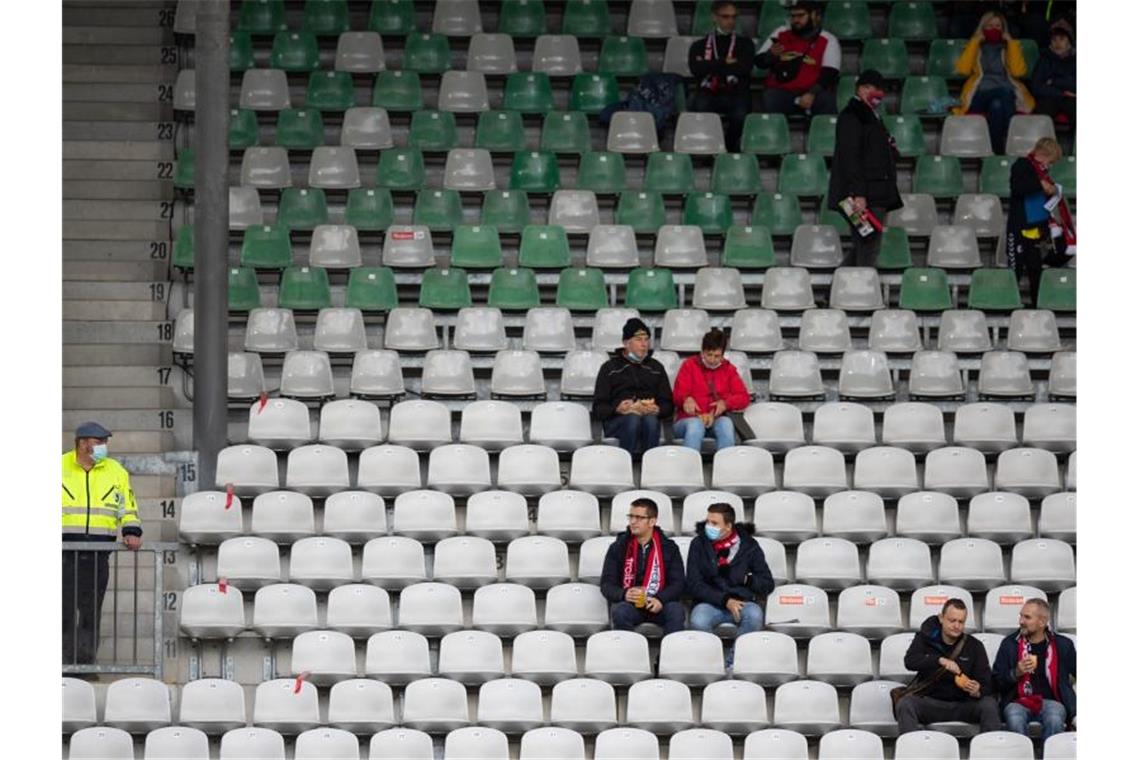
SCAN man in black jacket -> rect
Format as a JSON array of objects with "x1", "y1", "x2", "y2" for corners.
[
  {"x1": 992, "y1": 598, "x2": 1076, "y2": 742},
  {"x1": 827, "y1": 69, "x2": 903, "y2": 267},
  {"x1": 686, "y1": 502, "x2": 775, "y2": 668},
  {"x1": 592, "y1": 318, "x2": 675, "y2": 460},
  {"x1": 897, "y1": 598, "x2": 1001, "y2": 734},
  {"x1": 688, "y1": 1, "x2": 755, "y2": 152},
  {"x1": 599, "y1": 498, "x2": 686, "y2": 634}
]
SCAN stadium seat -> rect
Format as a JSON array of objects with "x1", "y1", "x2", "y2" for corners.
[
  {"x1": 103, "y1": 678, "x2": 171, "y2": 732},
  {"x1": 457, "y1": 400, "x2": 523, "y2": 451},
  {"x1": 309, "y1": 225, "x2": 361, "y2": 269},
  {"x1": 253, "y1": 678, "x2": 320, "y2": 734},
  {"x1": 228, "y1": 352, "x2": 266, "y2": 400},
  {"x1": 822, "y1": 491, "x2": 887, "y2": 543},
  {"x1": 357, "y1": 445, "x2": 423, "y2": 497},
  {"x1": 490, "y1": 349, "x2": 546, "y2": 396},
  {"x1": 967, "y1": 492, "x2": 1033, "y2": 544},
  {"x1": 247, "y1": 397, "x2": 310, "y2": 450},
  {"x1": 657, "y1": 630, "x2": 725, "y2": 685},
  {"x1": 392, "y1": 490, "x2": 458, "y2": 542},
  {"x1": 978, "y1": 351, "x2": 1034, "y2": 398},
  {"x1": 240, "y1": 146, "x2": 291, "y2": 188},
  {"x1": 1043, "y1": 733, "x2": 1078, "y2": 760},
  {"x1": 364, "y1": 631, "x2": 431, "y2": 685},
  {"x1": 981, "y1": 584, "x2": 1047, "y2": 634},
  {"x1": 799, "y1": 310, "x2": 851, "y2": 354},
  {"x1": 661, "y1": 308, "x2": 711, "y2": 352},
  {"x1": 913, "y1": 156, "x2": 964, "y2": 198},
  {"x1": 806, "y1": 632, "x2": 874, "y2": 685},
  {"x1": 836, "y1": 585, "x2": 903, "y2": 638},
  {"x1": 371, "y1": 71, "x2": 423, "y2": 112},
  {"x1": 569, "y1": 72, "x2": 620, "y2": 113},
  {"x1": 679, "y1": 491, "x2": 743, "y2": 532},
  {"x1": 764, "y1": 584, "x2": 832, "y2": 639},
  {"x1": 886, "y1": 194, "x2": 938, "y2": 238},
  {"x1": 474, "y1": 112, "x2": 525, "y2": 154},
  {"x1": 838, "y1": 350, "x2": 895, "y2": 399},
  {"x1": 935, "y1": 536, "x2": 1006, "y2": 590},
  {"x1": 692, "y1": 267, "x2": 746, "y2": 310},
  {"x1": 368, "y1": 729, "x2": 435, "y2": 760},
  {"x1": 741, "y1": 113, "x2": 791, "y2": 155},
  {"x1": 381, "y1": 224, "x2": 435, "y2": 268},
  {"x1": 1039, "y1": 491, "x2": 1076, "y2": 544},
  {"x1": 901, "y1": 74, "x2": 950, "y2": 114},
  {"x1": 712, "y1": 153, "x2": 763, "y2": 196},
  {"x1": 399, "y1": 583, "x2": 466, "y2": 637},
  {"x1": 499, "y1": 445, "x2": 563, "y2": 498},
  {"x1": 1022, "y1": 403, "x2": 1076, "y2": 452},
  {"x1": 928, "y1": 225, "x2": 982, "y2": 269},
  {"x1": 966, "y1": 269, "x2": 1021, "y2": 311},
  {"x1": 700, "y1": 681, "x2": 770, "y2": 736},
  {"x1": 953, "y1": 194, "x2": 1005, "y2": 238},
  {"x1": 829, "y1": 267, "x2": 885, "y2": 311},
  {"x1": 861, "y1": 37, "x2": 908, "y2": 79},
  {"x1": 578, "y1": 153, "x2": 628, "y2": 194},
  {"x1": 885, "y1": 115, "x2": 927, "y2": 158},
  {"x1": 544, "y1": 583, "x2": 610, "y2": 636},
  {"x1": 413, "y1": 190, "x2": 464, "y2": 232},
  {"x1": 770, "y1": 351, "x2": 825, "y2": 398},
  {"x1": 409, "y1": 110, "x2": 458, "y2": 151},
  {"x1": 939, "y1": 115, "x2": 993, "y2": 157},
  {"x1": 342, "y1": 190, "x2": 395, "y2": 232},
  {"x1": 376, "y1": 148, "x2": 426, "y2": 191},
  {"x1": 866, "y1": 537, "x2": 935, "y2": 591},
  {"x1": 69, "y1": 727, "x2": 135, "y2": 759},
  {"x1": 1008, "y1": 309, "x2": 1062, "y2": 353},
  {"x1": 583, "y1": 630, "x2": 652, "y2": 685},
  {"x1": 869, "y1": 310, "x2": 922, "y2": 353},
  {"x1": 438, "y1": 630, "x2": 506, "y2": 685},
  {"x1": 534, "y1": 35, "x2": 582, "y2": 76},
  {"x1": 1005, "y1": 114, "x2": 1055, "y2": 156},
  {"x1": 641, "y1": 153, "x2": 693, "y2": 195},
  {"x1": 752, "y1": 193, "x2": 804, "y2": 236},
  {"x1": 419, "y1": 268, "x2": 473, "y2": 312},
  {"x1": 761, "y1": 267, "x2": 815, "y2": 311},
  {"x1": 349, "y1": 349, "x2": 404, "y2": 398},
  {"x1": 306, "y1": 71, "x2": 356, "y2": 111},
  {"x1": 144, "y1": 726, "x2": 209, "y2": 759},
  {"x1": 179, "y1": 679, "x2": 247, "y2": 736},
  {"x1": 240, "y1": 69, "x2": 290, "y2": 111},
  {"x1": 215, "y1": 445, "x2": 279, "y2": 496},
  {"x1": 720, "y1": 225, "x2": 776, "y2": 270},
  {"x1": 617, "y1": 191, "x2": 667, "y2": 232},
  {"x1": 969, "y1": 732, "x2": 1034, "y2": 759},
  {"x1": 426, "y1": 443, "x2": 492, "y2": 496},
  {"x1": 812, "y1": 402, "x2": 874, "y2": 451},
  {"x1": 795, "y1": 537, "x2": 862, "y2": 589},
  {"x1": 290, "y1": 629, "x2": 358, "y2": 685},
  {"x1": 818, "y1": 730, "x2": 885, "y2": 760},
  {"x1": 321, "y1": 489, "x2": 386, "y2": 543},
  {"x1": 675, "y1": 113, "x2": 727, "y2": 155},
  {"x1": 179, "y1": 490, "x2": 243, "y2": 545},
  {"x1": 625, "y1": 267, "x2": 678, "y2": 311},
  {"x1": 730, "y1": 632, "x2": 799, "y2": 688},
  {"x1": 742, "y1": 729, "x2": 810, "y2": 760},
  {"x1": 432, "y1": 536, "x2": 499, "y2": 590},
  {"x1": 1037, "y1": 269, "x2": 1076, "y2": 312},
  {"x1": 510, "y1": 151, "x2": 561, "y2": 192},
  {"x1": 568, "y1": 445, "x2": 634, "y2": 496},
  {"x1": 778, "y1": 154, "x2": 829, "y2": 197},
  {"x1": 598, "y1": 34, "x2": 648, "y2": 75},
  {"x1": 683, "y1": 193, "x2": 733, "y2": 234},
  {"x1": 402, "y1": 679, "x2": 470, "y2": 733},
  {"x1": 250, "y1": 490, "x2": 314, "y2": 542},
  {"x1": 325, "y1": 680, "x2": 395, "y2": 735},
  {"x1": 454, "y1": 307, "x2": 508, "y2": 352},
  {"x1": 228, "y1": 31, "x2": 255, "y2": 71},
  {"x1": 806, "y1": 115, "x2": 839, "y2": 155},
  {"x1": 1009, "y1": 538, "x2": 1075, "y2": 591},
  {"x1": 451, "y1": 226, "x2": 503, "y2": 269},
  {"x1": 881, "y1": 402, "x2": 946, "y2": 453},
  {"x1": 848, "y1": 681, "x2": 907, "y2": 738},
  {"x1": 711, "y1": 446, "x2": 777, "y2": 497},
  {"x1": 899, "y1": 268, "x2": 952, "y2": 311},
  {"x1": 557, "y1": 267, "x2": 608, "y2": 311},
  {"x1": 313, "y1": 308, "x2": 367, "y2": 353},
  {"x1": 936, "y1": 310, "x2": 991, "y2": 353},
  {"x1": 383, "y1": 307, "x2": 440, "y2": 351},
  {"x1": 502, "y1": 536, "x2": 571, "y2": 589},
  {"x1": 469, "y1": 584, "x2": 538, "y2": 637},
  {"x1": 228, "y1": 187, "x2": 263, "y2": 232},
  {"x1": 466, "y1": 35, "x2": 516, "y2": 75},
  {"x1": 625, "y1": 680, "x2": 695, "y2": 734},
  {"x1": 504, "y1": 72, "x2": 556, "y2": 113},
  {"x1": 729, "y1": 310, "x2": 784, "y2": 353},
  {"x1": 271, "y1": 31, "x2": 319, "y2": 72},
  {"x1": 923, "y1": 446, "x2": 990, "y2": 497},
  {"x1": 326, "y1": 584, "x2": 392, "y2": 636},
  {"x1": 548, "y1": 190, "x2": 601, "y2": 232},
  {"x1": 825, "y1": 0, "x2": 872, "y2": 38},
  {"x1": 430, "y1": 0, "x2": 482, "y2": 35},
  {"x1": 335, "y1": 32, "x2": 384, "y2": 73},
  {"x1": 772, "y1": 681, "x2": 841, "y2": 735},
  {"x1": 287, "y1": 536, "x2": 354, "y2": 590}
]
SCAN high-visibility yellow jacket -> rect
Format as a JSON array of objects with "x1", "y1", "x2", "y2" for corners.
[{"x1": 62, "y1": 451, "x2": 142, "y2": 539}]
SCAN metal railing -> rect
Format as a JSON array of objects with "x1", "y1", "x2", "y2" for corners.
[{"x1": 62, "y1": 541, "x2": 179, "y2": 679}]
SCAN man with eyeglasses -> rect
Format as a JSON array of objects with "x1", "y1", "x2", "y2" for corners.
[
  {"x1": 688, "y1": 1, "x2": 756, "y2": 152},
  {"x1": 599, "y1": 498, "x2": 686, "y2": 634},
  {"x1": 755, "y1": 1, "x2": 840, "y2": 117}
]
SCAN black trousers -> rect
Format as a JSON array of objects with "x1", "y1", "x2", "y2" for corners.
[
  {"x1": 63, "y1": 550, "x2": 110, "y2": 664},
  {"x1": 896, "y1": 694, "x2": 1002, "y2": 734},
  {"x1": 849, "y1": 205, "x2": 888, "y2": 267}
]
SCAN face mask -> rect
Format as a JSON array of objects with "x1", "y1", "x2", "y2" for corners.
[
  {"x1": 626, "y1": 351, "x2": 644, "y2": 363},
  {"x1": 983, "y1": 28, "x2": 1003, "y2": 44},
  {"x1": 92, "y1": 444, "x2": 109, "y2": 463},
  {"x1": 705, "y1": 524, "x2": 723, "y2": 541},
  {"x1": 867, "y1": 90, "x2": 885, "y2": 108}
]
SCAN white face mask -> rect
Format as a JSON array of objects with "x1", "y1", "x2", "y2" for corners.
[{"x1": 92, "y1": 444, "x2": 109, "y2": 463}]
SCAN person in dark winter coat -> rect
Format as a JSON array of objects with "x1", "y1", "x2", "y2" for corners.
[
  {"x1": 1030, "y1": 20, "x2": 1076, "y2": 125},
  {"x1": 897, "y1": 599, "x2": 1002, "y2": 734},
  {"x1": 1007, "y1": 137, "x2": 1071, "y2": 302},
  {"x1": 827, "y1": 69, "x2": 903, "y2": 267},
  {"x1": 685, "y1": 502, "x2": 775, "y2": 667},
  {"x1": 992, "y1": 598, "x2": 1077, "y2": 741},
  {"x1": 688, "y1": 1, "x2": 756, "y2": 152},
  {"x1": 592, "y1": 318, "x2": 675, "y2": 459},
  {"x1": 599, "y1": 498, "x2": 686, "y2": 634}
]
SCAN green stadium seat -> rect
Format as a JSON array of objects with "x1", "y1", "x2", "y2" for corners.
[
  {"x1": 979, "y1": 156, "x2": 1013, "y2": 198},
  {"x1": 899, "y1": 267, "x2": 952, "y2": 311},
  {"x1": 806, "y1": 115, "x2": 839, "y2": 156},
  {"x1": 778, "y1": 153, "x2": 829, "y2": 197},
  {"x1": 913, "y1": 155, "x2": 964, "y2": 197},
  {"x1": 372, "y1": 71, "x2": 423, "y2": 111},
  {"x1": 616, "y1": 191, "x2": 667, "y2": 233},
  {"x1": 369, "y1": 0, "x2": 416, "y2": 35},
  {"x1": 345, "y1": 188, "x2": 395, "y2": 231},
  {"x1": 277, "y1": 188, "x2": 329, "y2": 231},
  {"x1": 346, "y1": 266, "x2": 398, "y2": 311},
  {"x1": 819, "y1": 208, "x2": 852, "y2": 238},
  {"x1": 409, "y1": 110, "x2": 458, "y2": 151},
  {"x1": 562, "y1": 0, "x2": 611, "y2": 37},
  {"x1": 722, "y1": 225, "x2": 777, "y2": 269},
  {"x1": 1037, "y1": 268, "x2": 1075, "y2": 311},
  {"x1": 376, "y1": 148, "x2": 426, "y2": 190},
  {"x1": 901, "y1": 76, "x2": 951, "y2": 115},
  {"x1": 419, "y1": 266, "x2": 472, "y2": 309},
  {"x1": 861, "y1": 38, "x2": 909, "y2": 79},
  {"x1": 229, "y1": 108, "x2": 259, "y2": 150},
  {"x1": 598, "y1": 36, "x2": 648, "y2": 76},
  {"x1": 451, "y1": 225, "x2": 504, "y2": 268},
  {"x1": 173, "y1": 224, "x2": 194, "y2": 270},
  {"x1": 741, "y1": 113, "x2": 792, "y2": 156},
  {"x1": 307, "y1": 71, "x2": 356, "y2": 111},
  {"x1": 625, "y1": 267, "x2": 678, "y2": 311},
  {"x1": 519, "y1": 225, "x2": 572, "y2": 268},
  {"x1": 888, "y1": 1, "x2": 937, "y2": 40},
  {"x1": 241, "y1": 224, "x2": 293, "y2": 269},
  {"x1": 569, "y1": 73, "x2": 620, "y2": 114},
  {"x1": 503, "y1": 73, "x2": 555, "y2": 113},
  {"x1": 237, "y1": 0, "x2": 287, "y2": 35},
  {"x1": 413, "y1": 189, "x2": 464, "y2": 231},
  {"x1": 509, "y1": 151, "x2": 561, "y2": 192},
  {"x1": 303, "y1": 0, "x2": 349, "y2": 35},
  {"x1": 174, "y1": 148, "x2": 195, "y2": 189},
  {"x1": 683, "y1": 192, "x2": 733, "y2": 234},
  {"x1": 712, "y1": 153, "x2": 763, "y2": 196},
  {"x1": 752, "y1": 193, "x2": 803, "y2": 236},
  {"x1": 577, "y1": 151, "x2": 627, "y2": 193},
  {"x1": 876, "y1": 227, "x2": 914, "y2": 269},
  {"x1": 499, "y1": 0, "x2": 547, "y2": 36},
  {"x1": 757, "y1": 1, "x2": 790, "y2": 39},
  {"x1": 927, "y1": 39, "x2": 966, "y2": 79},
  {"x1": 275, "y1": 109, "x2": 325, "y2": 149},
  {"x1": 1051, "y1": 156, "x2": 1076, "y2": 196},
  {"x1": 1019, "y1": 39, "x2": 1040, "y2": 72},
  {"x1": 643, "y1": 152, "x2": 694, "y2": 194},
  {"x1": 884, "y1": 114, "x2": 926, "y2": 157},
  {"x1": 228, "y1": 266, "x2": 262, "y2": 312},
  {"x1": 488, "y1": 267, "x2": 541, "y2": 309},
  {"x1": 404, "y1": 33, "x2": 451, "y2": 73},
  {"x1": 482, "y1": 190, "x2": 532, "y2": 233},
  {"x1": 825, "y1": 1, "x2": 872, "y2": 40},
  {"x1": 271, "y1": 31, "x2": 320, "y2": 71},
  {"x1": 476, "y1": 111, "x2": 527, "y2": 152},
  {"x1": 836, "y1": 74, "x2": 857, "y2": 107},
  {"x1": 967, "y1": 268, "x2": 1023, "y2": 311},
  {"x1": 229, "y1": 32, "x2": 255, "y2": 71},
  {"x1": 541, "y1": 112, "x2": 592, "y2": 154},
  {"x1": 557, "y1": 267, "x2": 609, "y2": 310},
  {"x1": 690, "y1": 0, "x2": 715, "y2": 34},
  {"x1": 279, "y1": 265, "x2": 332, "y2": 310}
]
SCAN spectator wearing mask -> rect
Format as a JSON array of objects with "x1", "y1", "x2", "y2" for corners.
[
  {"x1": 592, "y1": 318, "x2": 675, "y2": 460},
  {"x1": 1007, "y1": 137, "x2": 1073, "y2": 303},
  {"x1": 827, "y1": 70, "x2": 902, "y2": 267},
  {"x1": 955, "y1": 11, "x2": 1034, "y2": 154},
  {"x1": 688, "y1": 1, "x2": 756, "y2": 152},
  {"x1": 672, "y1": 328, "x2": 750, "y2": 452},
  {"x1": 1031, "y1": 20, "x2": 1076, "y2": 126},
  {"x1": 754, "y1": 1, "x2": 840, "y2": 118},
  {"x1": 599, "y1": 498, "x2": 686, "y2": 635}
]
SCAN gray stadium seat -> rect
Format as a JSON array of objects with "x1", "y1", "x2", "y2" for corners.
[
  {"x1": 465, "y1": 490, "x2": 530, "y2": 542},
  {"x1": 772, "y1": 680, "x2": 841, "y2": 735},
  {"x1": 967, "y1": 492, "x2": 1033, "y2": 543},
  {"x1": 584, "y1": 630, "x2": 653, "y2": 685},
  {"x1": 356, "y1": 444, "x2": 422, "y2": 497},
  {"x1": 392, "y1": 489, "x2": 458, "y2": 541},
  {"x1": 180, "y1": 679, "x2": 247, "y2": 735},
  {"x1": 550, "y1": 678, "x2": 618, "y2": 733},
  {"x1": 364, "y1": 631, "x2": 432, "y2": 685},
  {"x1": 291, "y1": 630, "x2": 357, "y2": 685},
  {"x1": 511, "y1": 630, "x2": 579, "y2": 686},
  {"x1": 253, "y1": 678, "x2": 320, "y2": 734},
  {"x1": 252, "y1": 584, "x2": 318, "y2": 638},
  {"x1": 477, "y1": 678, "x2": 544, "y2": 733},
  {"x1": 626, "y1": 679, "x2": 696, "y2": 734},
  {"x1": 402, "y1": 678, "x2": 471, "y2": 733},
  {"x1": 765, "y1": 585, "x2": 832, "y2": 638},
  {"x1": 822, "y1": 492, "x2": 887, "y2": 544},
  {"x1": 326, "y1": 584, "x2": 392, "y2": 636},
  {"x1": 742, "y1": 729, "x2": 810, "y2": 760},
  {"x1": 798, "y1": 310, "x2": 852, "y2": 354},
  {"x1": 866, "y1": 537, "x2": 935, "y2": 590},
  {"x1": 438, "y1": 630, "x2": 506, "y2": 684},
  {"x1": 895, "y1": 492, "x2": 962, "y2": 543},
  {"x1": 368, "y1": 729, "x2": 434, "y2": 760}
]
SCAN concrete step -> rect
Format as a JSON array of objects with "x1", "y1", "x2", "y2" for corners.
[
  {"x1": 63, "y1": 140, "x2": 173, "y2": 161},
  {"x1": 63, "y1": 6, "x2": 170, "y2": 27},
  {"x1": 60, "y1": 431, "x2": 175, "y2": 453},
  {"x1": 63, "y1": 27, "x2": 171, "y2": 46},
  {"x1": 64, "y1": 82, "x2": 178, "y2": 105},
  {"x1": 63, "y1": 101, "x2": 174, "y2": 121},
  {"x1": 65, "y1": 159, "x2": 175, "y2": 182},
  {"x1": 63, "y1": 409, "x2": 189, "y2": 433},
  {"x1": 63, "y1": 121, "x2": 174, "y2": 142},
  {"x1": 63, "y1": 320, "x2": 173, "y2": 344},
  {"x1": 64, "y1": 180, "x2": 173, "y2": 201},
  {"x1": 64, "y1": 200, "x2": 173, "y2": 222},
  {"x1": 63, "y1": 64, "x2": 177, "y2": 84},
  {"x1": 64, "y1": 364, "x2": 174, "y2": 389},
  {"x1": 63, "y1": 300, "x2": 169, "y2": 321},
  {"x1": 64, "y1": 343, "x2": 173, "y2": 367},
  {"x1": 63, "y1": 221, "x2": 171, "y2": 243},
  {"x1": 63, "y1": 281, "x2": 169, "y2": 301},
  {"x1": 63, "y1": 386, "x2": 175, "y2": 410},
  {"x1": 65, "y1": 241, "x2": 178, "y2": 263}
]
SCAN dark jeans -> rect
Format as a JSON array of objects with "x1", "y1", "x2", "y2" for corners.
[
  {"x1": 690, "y1": 90, "x2": 750, "y2": 153},
  {"x1": 603, "y1": 413, "x2": 661, "y2": 459},
  {"x1": 63, "y1": 550, "x2": 110, "y2": 664},
  {"x1": 970, "y1": 87, "x2": 1016, "y2": 154},
  {"x1": 762, "y1": 87, "x2": 838, "y2": 117},
  {"x1": 1036, "y1": 95, "x2": 1076, "y2": 125},
  {"x1": 896, "y1": 694, "x2": 1002, "y2": 734},
  {"x1": 849, "y1": 205, "x2": 888, "y2": 267},
  {"x1": 612, "y1": 600, "x2": 686, "y2": 635},
  {"x1": 1007, "y1": 227, "x2": 1069, "y2": 305}
]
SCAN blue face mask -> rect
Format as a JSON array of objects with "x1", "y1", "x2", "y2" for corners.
[
  {"x1": 704, "y1": 524, "x2": 722, "y2": 541},
  {"x1": 626, "y1": 351, "x2": 644, "y2": 363},
  {"x1": 92, "y1": 444, "x2": 109, "y2": 463}
]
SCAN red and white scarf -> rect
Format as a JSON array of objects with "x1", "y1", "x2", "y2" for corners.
[
  {"x1": 1016, "y1": 634, "x2": 1059, "y2": 713},
  {"x1": 623, "y1": 529, "x2": 666, "y2": 596},
  {"x1": 1027, "y1": 152, "x2": 1076, "y2": 254},
  {"x1": 713, "y1": 529, "x2": 740, "y2": 568}
]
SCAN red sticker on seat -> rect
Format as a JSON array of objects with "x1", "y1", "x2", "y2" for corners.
[
  {"x1": 779, "y1": 595, "x2": 804, "y2": 605},
  {"x1": 257, "y1": 391, "x2": 268, "y2": 413},
  {"x1": 1000, "y1": 596, "x2": 1024, "y2": 606},
  {"x1": 218, "y1": 578, "x2": 227, "y2": 594},
  {"x1": 924, "y1": 595, "x2": 948, "y2": 606},
  {"x1": 225, "y1": 483, "x2": 234, "y2": 509},
  {"x1": 294, "y1": 672, "x2": 309, "y2": 694},
  {"x1": 391, "y1": 231, "x2": 414, "y2": 241}
]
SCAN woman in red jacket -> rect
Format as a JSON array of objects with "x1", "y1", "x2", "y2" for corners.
[{"x1": 672, "y1": 329, "x2": 751, "y2": 452}]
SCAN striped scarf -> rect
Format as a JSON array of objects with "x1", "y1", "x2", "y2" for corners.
[
  {"x1": 623, "y1": 529, "x2": 666, "y2": 596},
  {"x1": 1016, "y1": 633, "x2": 1059, "y2": 713}
]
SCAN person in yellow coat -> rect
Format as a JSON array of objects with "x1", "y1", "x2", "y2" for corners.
[
  {"x1": 954, "y1": 11, "x2": 1035, "y2": 155},
  {"x1": 62, "y1": 421, "x2": 142, "y2": 664}
]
